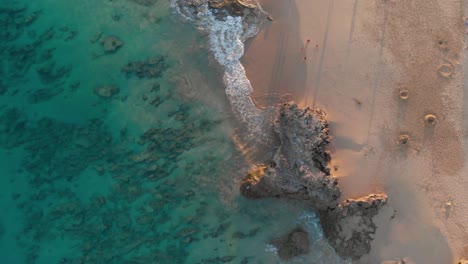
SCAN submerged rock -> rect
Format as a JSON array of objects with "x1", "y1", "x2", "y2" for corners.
[
  {"x1": 94, "y1": 85, "x2": 120, "y2": 98},
  {"x1": 201, "y1": 256, "x2": 236, "y2": 263},
  {"x1": 100, "y1": 35, "x2": 123, "y2": 53},
  {"x1": 130, "y1": 0, "x2": 158, "y2": 6},
  {"x1": 271, "y1": 227, "x2": 310, "y2": 260},
  {"x1": 239, "y1": 102, "x2": 388, "y2": 261},
  {"x1": 122, "y1": 56, "x2": 168, "y2": 79}
]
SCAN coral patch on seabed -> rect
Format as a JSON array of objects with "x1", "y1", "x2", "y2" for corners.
[
  {"x1": 122, "y1": 56, "x2": 169, "y2": 79},
  {"x1": 100, "y1": 35, "x2": 124, "y2": 53},
  {"x1": 0, "y1": 1, "x2": 245, "y2": 263},
  {"x1": 94, "y1": 85, "x2": 120, "y2": 98}
]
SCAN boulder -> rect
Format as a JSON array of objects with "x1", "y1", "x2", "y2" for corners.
[
  {"x1": 319, "y1": 193, "x2": 388, "y2": 260},
  {"x1": 239, "y1": 103, "x2": 388, "y2": 261},
  {"x1": 271, "y1": 227, "x2": 310, "y2": 260},
  {"x1": 240, "y1": 103, "x2": 340, "y2": 210}
]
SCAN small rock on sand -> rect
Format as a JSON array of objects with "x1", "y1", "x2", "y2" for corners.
[
  {"x1": 399, "y1": 89, "x2": 409, "y2": 100},
  {"x1": 94, "y1": 85, "x2": 120, "y2": 98},
  {"x1": 100, "y1": 36, "x2": 123, "y2": 53},
  {"x1": 398, "y1": 134, "x2": 410, "y2": 145},
  {"x1": 424, "y1": 114, "x2": 437, "y2": 127}
]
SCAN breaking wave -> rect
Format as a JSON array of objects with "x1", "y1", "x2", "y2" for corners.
[{"x1": 170, "y1": 0, "x2": 267, "y2": 138}]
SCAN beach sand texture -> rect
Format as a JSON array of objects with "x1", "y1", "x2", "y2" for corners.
[{"x1": 243, "y1": 0, "x2": 468, "y2": 262}]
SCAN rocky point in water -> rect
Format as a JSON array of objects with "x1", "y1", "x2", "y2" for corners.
[
  {"x1": 240, "y1": 103, "x2": 340, "y2": 211},
  {"x1": 175, "y1": 0, "x2": 267, "y2": 35},
  {"x1": 319, "y1": 193, "x2": 388, "y2": 260},
  {"x1": 173, "y1": 0, "x2": 389, "y2": 261},
  {"x1": 270, "y1": 227, "x2": 311, "y2": 260},
  {"x1": 240, "y1": 102, "x2": 388, "y2": 261}
]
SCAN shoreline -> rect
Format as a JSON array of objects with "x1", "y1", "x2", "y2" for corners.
[{"x1": 243, "y1": 0, "x2": 468, "y2": 262}]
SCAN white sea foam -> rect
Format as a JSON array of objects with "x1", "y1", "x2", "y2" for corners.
[
  {"x1": 264, "y1": 243, "x2": 278, "y2": 254},
  {"x1": 170, "y1": 0, "x2": 266, "y2": 138},
  {"x1": 299, "y1": 210, "x2": 324, "y2": 240}
]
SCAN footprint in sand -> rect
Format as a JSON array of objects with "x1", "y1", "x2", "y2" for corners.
[
  {"x1": 398, "y1": 133, "x2": 410, "y2": 145},
  {"x1": 399, "y1": 89, "x2": 409, "y2": 101},
  {"x1": 424, "y1": 114, "x2": 437, "y2": 127},
  {"x1": 438, "y1": 62, "x2": 454, "y2": 78},
  {"x1": 437, "y1": 39, "x2": 449, "y2": 52}
]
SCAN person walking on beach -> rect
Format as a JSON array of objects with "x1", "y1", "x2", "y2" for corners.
[{"x1": 300, "y1": 39, "x2": 312, "y2": 54}]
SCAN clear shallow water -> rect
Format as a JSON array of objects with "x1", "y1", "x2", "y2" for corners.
[{"x1": 0, "y1": 1, "x2": 344, "y2": 263}]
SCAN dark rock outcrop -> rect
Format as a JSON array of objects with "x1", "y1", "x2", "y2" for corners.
[
  {"x1": 240, "y1": 103, "x2": 340, "y2": 210},
  {"x1": 208, "y1": 0, "x2": 257, "y2": 16},
  {"x1": 271, "y1": 227, "x2": 311, "y2": 260},
  {"x1": 177, "y1": 0, "x2": 259, "y2": 16},
  {"x1": 319, "y1": 193, "x2": 388, "y2": 260},
  {"x1": 239, "y1": 103, "x2": 388, "y2": 261},
  {"x1": 172, "y1": 0, "x2": 388, "y2": 261},
  {"x1": 174, "y1": 0, "x2": 267, "y2": 39}
]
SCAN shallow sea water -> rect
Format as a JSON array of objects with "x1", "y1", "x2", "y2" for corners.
[{"x1": 0, "y1": 1, "x2": 345, "y2": 263}]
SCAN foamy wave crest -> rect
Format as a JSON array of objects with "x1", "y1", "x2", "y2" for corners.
[
  {"x1": 299, "y1": 210, "x2": 324, "y2": 240},
  {"x1": 171, "y1": 0, "x2": 267, "y2": 138}
]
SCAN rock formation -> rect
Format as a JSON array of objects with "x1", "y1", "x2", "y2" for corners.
[
  {"x1": 174, "y1": 0, "x2": 267, "y2": 39},
  {"x1": 270, "y1": 227, "x2": 311, "y2": 260},
  {"x1": 172, "y1": 0, "x2": 389, "y2": 261},
  {"x1": 319, "y1": 194, "x2": 388, "y2": 260},
  {"x1": 239, "y1": 103, "x2": 388, "y2": 261},
  {"x1": 240, "y1": 103, "x2": 340, "y2": 211},
  {"x1": 177, "y1": 0, "x2": 259, "y2": 16}
]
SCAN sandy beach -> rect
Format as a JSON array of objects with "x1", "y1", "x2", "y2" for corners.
[{"x1": 243, "y1": 0, "x2": 468, "y2": 262}]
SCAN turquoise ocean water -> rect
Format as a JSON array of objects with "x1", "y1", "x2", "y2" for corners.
[{"x1": 0, "y1": 1, "x2": 344, "y2": 263}]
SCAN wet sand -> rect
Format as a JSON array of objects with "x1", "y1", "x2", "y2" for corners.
[{"x1": 243, "y1": 0, "x2": 468, "y2": 262}]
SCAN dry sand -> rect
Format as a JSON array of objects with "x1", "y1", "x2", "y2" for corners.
[{"x1": 243, "y1": 0, "x2": 468, "y2": 262}]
